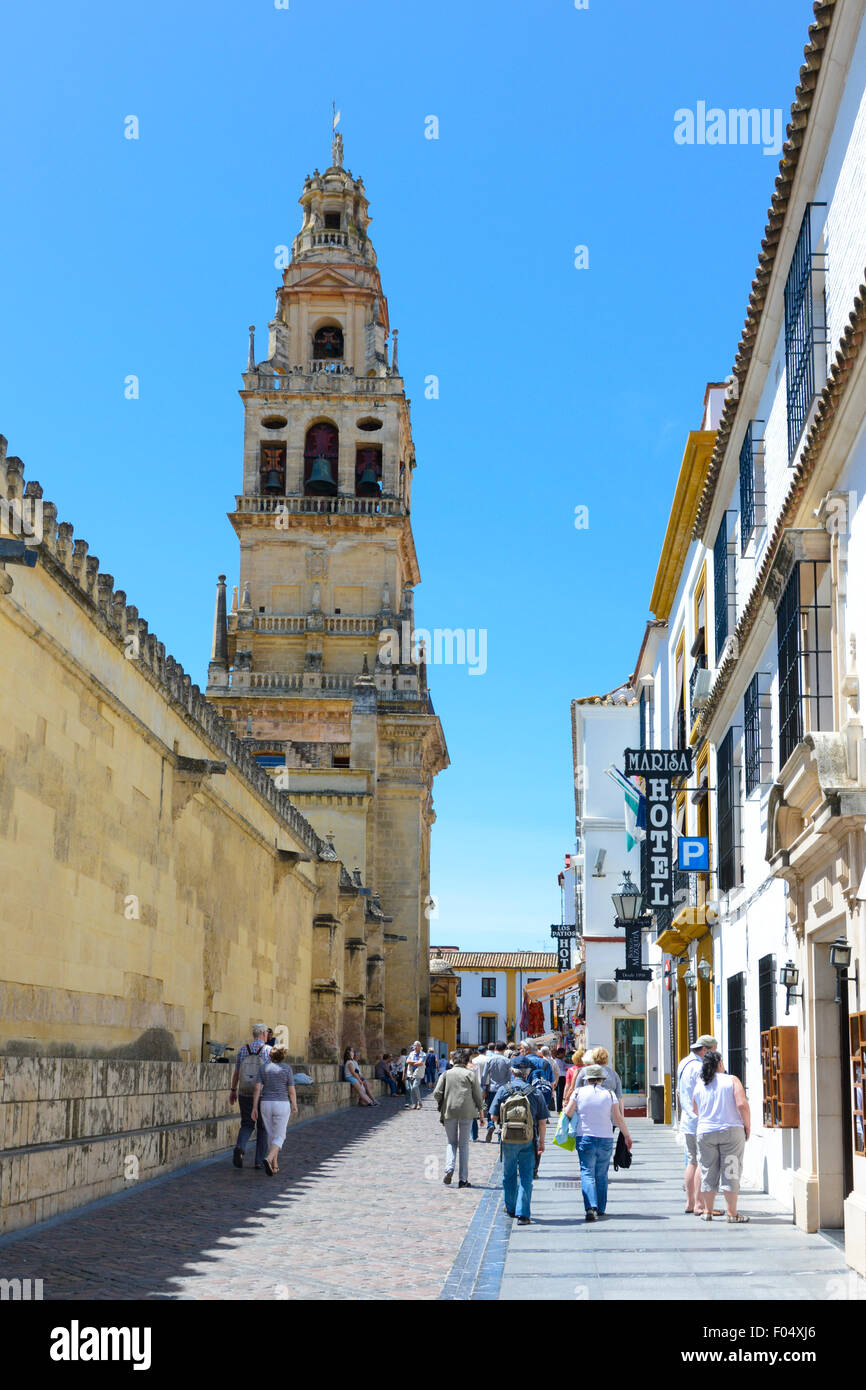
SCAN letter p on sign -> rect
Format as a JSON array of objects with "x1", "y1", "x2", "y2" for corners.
[{"x1": 677, "y1": 837, "x2": 709, "y2": 872}]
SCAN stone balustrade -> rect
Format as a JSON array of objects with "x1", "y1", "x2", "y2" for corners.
[{"x1": 234, "y1": 494, "x2": 403, "y2": 517}]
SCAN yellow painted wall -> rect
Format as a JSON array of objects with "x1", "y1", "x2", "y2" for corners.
[{"x1": 0, "y1": 550, "x2": 323, "y2": 1060}]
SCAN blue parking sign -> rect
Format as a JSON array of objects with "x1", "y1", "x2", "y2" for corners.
[{"x1": 677, "y1": 836, "x2": 709, "y2": 871}]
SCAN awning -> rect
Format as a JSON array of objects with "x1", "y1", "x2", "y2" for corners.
[{"x1": 523, "y1": 965, "x2": 584, "y2": 1001}]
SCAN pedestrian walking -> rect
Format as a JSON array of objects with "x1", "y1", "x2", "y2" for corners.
[
  {"x1": 394, "y1": 1048, "x2": 408, "y2": 1095},
  {"x1": 481, "y1": 1041, "x2": 511, "y2": 1143},
  {"x1": 433, "y1": 1048, "x2": 483, "y2": 1186},
  {"x1": 541, "y1": 1046, "x2": 560, "y2": 1112},
  {"x1": 404, "y1": 1041, "x2": 426, "y2": 1109},
  {"x1": 425, "y1": 1046, "x2": 438, "y2": 1089},
  {"x1": 676, "y1": 1034, "x2": 718, "y2": 1216},
  {"x1": 436, "y1": 1052, "x2": 448, "y2": 1077},
  {"x1": 251, "y1": 1047, "x2": 298, "y2": 1176},
  {"x1": 563, "y1": 1062, "x2": 632, "y2": 1222},
  {"x1": 229, "y1": 1023, "x2": 272, "y2": 1169},
  {"x1": 343, "y1": 1046, "x2": 379, "y2": 1106},
  {"x1": 692, "y1": 1050, "x2": 751, "y2": 1223},
  {"x1": 488, "y1": 1056, "x2": 549, "y2": 1225},
  {"x1": 561, "y1": 1051, "x2": 584, "y2": 1111},
  {"x1": 574, "y1": 1046, "x2": 623, "y2": 1102},
  {"x1": 468, "y1": 1050, "x2": 485, "y2": 1139}
]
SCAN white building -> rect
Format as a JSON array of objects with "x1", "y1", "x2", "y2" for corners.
[
  {"x1": 627, "y1": 0, "x2": 866, "y2": 1274},
  {"x1": 429, "y1": 950, "x2": 558, "y2": 1047},
  {"x1": 570, "y1": 687, "x2": 647, "y2": 1114}
]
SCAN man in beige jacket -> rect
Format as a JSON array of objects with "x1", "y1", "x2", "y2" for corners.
[{"x1": 433, "y1": 1048, "x2": 483, "y2": 1187}]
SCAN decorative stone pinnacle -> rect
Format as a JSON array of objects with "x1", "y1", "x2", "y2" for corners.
[{"x1": 247, "y1": 325, "x2": 255, "y2": 372}]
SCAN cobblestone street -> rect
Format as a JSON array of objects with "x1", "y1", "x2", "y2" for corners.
[{"x1": 0, "y1": 1091, "x2": 498, "y2": 1301}]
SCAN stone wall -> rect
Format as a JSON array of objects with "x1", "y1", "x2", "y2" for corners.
[
  {"x1": 0, "y1": 440, "x2": 370, "y2": 1063},
  {"x1": 0, "y1": 1055, "x2": 386, "y2": 1234}
]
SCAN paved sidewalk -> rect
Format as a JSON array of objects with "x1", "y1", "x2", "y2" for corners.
[
  {"x1": 0, "y1": 1093, "x2": 497, "y2": 1300},
  {"x1": 486, "y1": 1118, "x2": 862, "y2": 1301}
]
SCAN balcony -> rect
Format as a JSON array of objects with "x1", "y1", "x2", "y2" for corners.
[
  {"x1": 234, "y1": 494, "x2": 404, "y2": 518},
  {"x1": 245, "y1": 369, "x2": 402, "y2": 397},
  {"x1": 254, "y1": 614, "x2": 380, "y2": 635},
  {"x1": 689, "y1": 655, "x2": 708, "y2": 729},
  {"x1": 308, "y1": 360, "x2": 353, "y2": 375}
]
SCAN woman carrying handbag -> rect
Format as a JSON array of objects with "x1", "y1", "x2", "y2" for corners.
[{"x1": 563, "y1": 1063, "x2": 632, "y2": 1222}]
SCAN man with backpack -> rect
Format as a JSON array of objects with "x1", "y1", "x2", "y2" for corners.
[
  {"x1": 229, "y1": 1023, "x2": 272, "y2": 1169},
  {"x1": 488, "y1": 1056, "x2": 549, "y2": 1224}
]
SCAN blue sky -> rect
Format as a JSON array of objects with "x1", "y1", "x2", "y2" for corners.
[{"x1": 0, "y1": 0, "x2": 813, "y2": 952}]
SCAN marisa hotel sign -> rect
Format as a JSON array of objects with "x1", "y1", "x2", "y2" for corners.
[{"x1": 623, "y1": 748, "x2": 693, "y2": 914}]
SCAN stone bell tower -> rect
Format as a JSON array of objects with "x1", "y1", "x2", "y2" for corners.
[{"x1": 206, "y1": 128, "x2": 449, "y2": 1055}]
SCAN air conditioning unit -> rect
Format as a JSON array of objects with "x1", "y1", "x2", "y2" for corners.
[
  {"x1": 691, "y1": 667, "x2": 713, "y2": 710},
  {"x1": 595, "y1": 980, "x2": 618, "y2": 1004},
  {"x1": 617, "y1": 982, "x2": 633, "y2": 1006}
]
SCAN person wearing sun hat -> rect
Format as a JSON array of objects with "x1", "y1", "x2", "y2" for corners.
[{"x1": 677, "y1": 1034, "x2": 718, "y2": 1216}]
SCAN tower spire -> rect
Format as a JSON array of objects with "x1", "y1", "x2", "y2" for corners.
[{"x1": 331, "y1": 101, "x2": 343, "y2": 168}]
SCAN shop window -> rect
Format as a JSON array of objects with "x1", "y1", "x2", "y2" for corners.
[
  {"x1": 761, "y1": 1025, "x2": 799, "y2": 1128},
  {"x1": 481, "y1": 977, "x2": 496, "y2": 998},
  {"x1": 851, "y1": 1012, "x2": 866, "y2": 1155},
  {"x1": 727, "y1": 973, "x2": 746, "y2": 1082},
  {"x1": 614, "y1": 1017, "x2": 645, "y2": 1093}
]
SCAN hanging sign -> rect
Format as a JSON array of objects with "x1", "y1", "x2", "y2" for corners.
[
  {"x1": 550, "y1": 923, "x2": 577, "y2": 939},
  {"x1": 623, "y1": 748, "x2": 693, "y2": 915},
  {"x1": 615, "y1": 915, "x2": 653, "y2": 982},
  {"x1": 556, "y1": 941, "x2": 571, "y2": 972}
]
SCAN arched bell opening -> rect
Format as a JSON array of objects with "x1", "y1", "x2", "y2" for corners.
[
  {"x1": 312, "y1": 324, "x2": 344, "y2": 361},
  {"x1": 260, "y1": 441, "x2": 286, "y2": 496},
  {"x1": 355, "y1": 445, "x2": 382, "y2": 498},
  {"x1": 304, "y1": 422, "x2": 339, "y2": 496}
]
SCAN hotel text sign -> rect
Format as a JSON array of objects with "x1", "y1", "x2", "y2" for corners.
[{"x1": 623, "y1": 748, "x2": 693, "y2": 913}]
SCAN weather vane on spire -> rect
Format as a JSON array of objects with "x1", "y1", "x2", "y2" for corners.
[{"x1": 331, "y1": 101, "x2": 343, "y2": 168}]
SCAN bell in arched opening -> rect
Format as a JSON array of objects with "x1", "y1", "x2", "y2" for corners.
[
  {"x1": 356, "y1": 466, "x2": 381, "y2": 498},
  {"x1": 306, "y1": 456, "x2": 338, "y2": 495},
  {"x1": 263, "y1": 469, "x2": 283, "y2": 495}
]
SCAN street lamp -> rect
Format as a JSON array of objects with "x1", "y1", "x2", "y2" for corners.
[
  {"x1": 829, "y1": 937, "x2": 855, "y2": 1005},
  {"x1": 696, "y1": 959, "x2": 713, "y2": 984},
  {"x1": 779, "y1": 960, "x2": 802, "y2": 1016},
  {"x1": 611, "y1": 870, "x2": 643, "y2": 923},
  {"x1": 683, "y1": 966, "x2": 698, "y2": 990}
]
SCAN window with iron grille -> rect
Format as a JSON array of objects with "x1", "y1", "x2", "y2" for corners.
[
  {"x1": 716, "y1": 727, "x2": 742, "y2": 892},
  {"x1": 714, "y1": 514, "x2": 736, "y2": 661},
  {"x1": 739, "y1": 422, "x2": 766, "y2": 554},
  {"x1": 481, "y1": 977, "x2": 496, "y2": 998},
  {"x1": 727, "y1": 972, "x2": 746, "y2": 1082},
  {"x1": 784, "y1": 203, "x2": 828, "y2": 460},
  {"x1": 777, "y1": 560, "x2": 833, "y2": 767},
  {"x1": 758, "y1": 954, "x2": 777, "y2": 1033},
  {"x1": 479, "y1": 1016, "x2": 497, "y2": 1046},
  {"x1": 744, "y1": 674, "x2": 761, "y2": 794}
]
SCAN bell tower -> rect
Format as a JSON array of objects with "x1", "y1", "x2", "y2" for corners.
[{"x1": 206, "y1": 130, "x2": 449, "y2": 1055}]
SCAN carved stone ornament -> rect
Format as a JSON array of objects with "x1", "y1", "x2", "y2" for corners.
[{"x1": 307, "y1": 549, "x2": 329, "y2": 579}]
